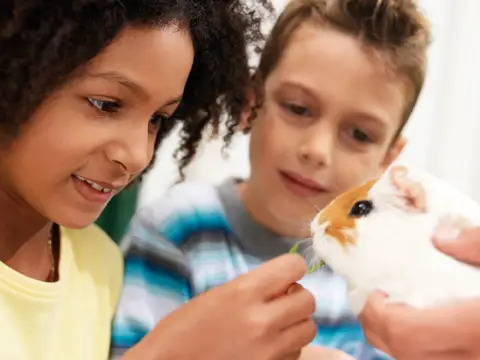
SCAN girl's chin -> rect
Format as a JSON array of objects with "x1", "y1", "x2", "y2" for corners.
[{"x1": 51, "y1": 209, "x2": 104, "y2": 230}]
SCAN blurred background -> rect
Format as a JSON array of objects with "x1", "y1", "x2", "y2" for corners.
[{"x1": 98, "y1": 0, "x2": 480, "y2": 241}]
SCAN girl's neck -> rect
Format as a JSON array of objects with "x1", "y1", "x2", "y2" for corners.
[{"x1": 0, "y1": 186, "x2": 54, "y2": 281}]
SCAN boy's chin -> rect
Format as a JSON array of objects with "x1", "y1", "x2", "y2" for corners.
[{"x1": 275, "y1": 200, "x2": 319, "y2": 221}]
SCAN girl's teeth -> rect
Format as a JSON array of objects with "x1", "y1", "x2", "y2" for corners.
[
  {"x1": 75, "y1": 175, "x2": 113, "y2": 193},
  {"x1": 90, "y1": 182, "x2": 104, "y2": 192}
]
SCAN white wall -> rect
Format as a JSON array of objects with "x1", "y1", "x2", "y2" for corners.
[{"x1": 139, "y1": 0, "x2": 480, "y2": 206}]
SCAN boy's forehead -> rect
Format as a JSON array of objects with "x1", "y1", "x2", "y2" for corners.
[{"x1": 267, "y1": 23, "x2": 408, "y2": 132}]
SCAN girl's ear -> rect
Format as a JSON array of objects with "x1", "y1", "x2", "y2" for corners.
[
  {"x1": 237, "y1": 90, "x2": 256, "y2": 133},
  {"x1": 389, "y1": 165, "x2": 427, "y2": 213},
  {"x1": 381, "y1": 135, "x2": 407, "y2": 171}
]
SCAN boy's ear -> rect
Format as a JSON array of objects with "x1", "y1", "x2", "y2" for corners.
[
  {"x1": 237, "y1": 90, "x2": 256, "y2": 133},
  {"x1": 381, "y1": 135, "x2": 407, "y2": 171}
]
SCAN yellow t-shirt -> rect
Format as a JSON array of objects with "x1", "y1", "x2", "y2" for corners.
[{"x1": 0, "y1": 225, "x2": 123, "y2": 360}]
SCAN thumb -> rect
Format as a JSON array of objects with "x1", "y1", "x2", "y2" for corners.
[{"x1": 433, "y1": 226, "x2": 480, "y2": 266}]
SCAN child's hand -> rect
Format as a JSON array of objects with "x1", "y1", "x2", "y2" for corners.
[
  {"x1": 359, "y1": 227, "x2": 480, "y2": 360},
  {"x1": 124, "y1": 254, "x2": 316, "y2": 360},
  {"x1": 299, "y1": 345, "x2": 354, "y2": 359}
]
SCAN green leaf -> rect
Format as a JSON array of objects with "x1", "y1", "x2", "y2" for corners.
[
  {"x1": 289, "y1": 243, "x2": 299, "y2": 254},
  {"x1": 289, "y1": 243, "x2": 325, "y2": 274},
  {"x1": 308, "y1": 260, "x2": 326, "y2": 273}
]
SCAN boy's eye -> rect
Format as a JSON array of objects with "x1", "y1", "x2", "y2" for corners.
[
  {"x1": 351, "y1": 128, "x2": 371, "y2": 143},
  {"x1": 87, "y1": 98, "x2": 120, "y2": 113},
  {"x1": 282, "y1": 102, "x2": 311, "y2": 117}
]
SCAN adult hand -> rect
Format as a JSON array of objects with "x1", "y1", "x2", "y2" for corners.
[
  {"x1": 359, "y1": 226, "x2": 480, "y2": 360},
  {"x1": 433, "y1": 226, "x2": 480, "y2": 266}
]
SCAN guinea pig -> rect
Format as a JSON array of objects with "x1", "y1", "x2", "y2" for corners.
[{"x1": 310, "y1": 164, "x2": 480, "y2": 316}]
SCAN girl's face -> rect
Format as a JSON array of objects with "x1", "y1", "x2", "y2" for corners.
[{"x1": 0, "y1": 26, "x2": 194, "y2": 228}]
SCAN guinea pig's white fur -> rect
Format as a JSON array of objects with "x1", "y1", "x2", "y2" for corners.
[{"x1": 311, "y1": 164, "x2": 480, "y2": 316}]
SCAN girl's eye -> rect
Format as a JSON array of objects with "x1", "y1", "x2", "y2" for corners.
[
  {"x1": 149, "y1": 113, "x2": 173, "y2": 132},
  {"x1": 87, "y1": 98, "x2": 120, "y2": 113},
  {"x1": 149, "y1": 113, "x2": 165, "y2": 128},
  {"x1": 351, "y1": 128, "x2": 371, "y2": 143},
  {"x1": 282, "y1": 102, "x2": 312, "y2": 117}
]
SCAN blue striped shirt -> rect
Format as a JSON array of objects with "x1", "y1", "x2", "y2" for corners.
[{"x1": 111, "y1": 178, "x2": 390, "y2": 359}]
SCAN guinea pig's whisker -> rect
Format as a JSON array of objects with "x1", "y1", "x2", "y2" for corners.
[
  {"x1": 288, "y1": 237, "x2": 326, "y2": 273},
  {"x1": 302, "y1": 198, "x2": 322, "y2": 212}
]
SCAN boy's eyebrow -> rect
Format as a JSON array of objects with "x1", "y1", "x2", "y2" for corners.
[
  {"x1": 347, "y1": 111, "x2": 389, "y2": 129},
  {"x1": 278, "y1": 80, "x2": 391, "y2": 127},
  {"x1": 83, "y1": 70, "x2": 183, "y2": 107},
  {"x1": 276, "y1": 80, "x2": 317, "y2": 100}
]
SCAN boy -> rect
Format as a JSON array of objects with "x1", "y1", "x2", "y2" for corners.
[{"x1": 111, "y1": 0, "x2": 430, "y2": 358}]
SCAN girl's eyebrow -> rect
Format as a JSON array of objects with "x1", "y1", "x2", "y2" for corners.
[
  {"x1": 83, "y1": 70, "x2": 183, "y2": 108},
  {"x1": 86, "y1": 71, "x2": 147, "y2": 97}
]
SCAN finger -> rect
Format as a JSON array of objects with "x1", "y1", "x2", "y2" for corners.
[
  {"x1": 276, "y1": 351, "x2": 301, "y2": 360},
  {"x1": 300, "y1": 345, "x2": 355, "y2": 360},
  {"x1": 400, "y1": 350, "x2": 473, "y2": 360},
  {"x1": 286, "y1": 283, "x2": 303, "y2": 295},
  {"x1": 428, "y1": 350, "x2": 473, "y2": 360},
  {"x1": 359, "y1": 291, "x2": 392, "y2": 354},
  {"x1": 358, "y1": 290, "x2": 390, "y2": 334},
  {"x1": 270, "y1": 283, "x2": 303, "y2": 301},
  {"x1": 238, "y1": 254, "x2": 307, "y2": 300},
  {"x1": 397, "y1": 299, "x2": 480, "y2": 351},
  {"x1": 270, "y1": 285, "x2": 315, "y2": 330},
  {"x1": 362, "y1": 326, "x2": 391, "y2": 356},
  {"x1": 365, "y1": 297, "x2": 480, "y2": 356},
  {"x1": 277, "y1": 318, "x2": 317, "y2": 355},
  {"x1": 361, "y1": 292, "x2": 480, "y2": 357},
  {"x1": 434, "y1": 227, "x2": 480, "y2": 266}
]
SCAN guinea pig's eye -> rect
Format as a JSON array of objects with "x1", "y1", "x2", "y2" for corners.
[{"x1": 349, "y1": 200, "x2": 373, "y2": 217}]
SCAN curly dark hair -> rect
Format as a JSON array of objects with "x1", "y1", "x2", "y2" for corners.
[{"x1": 0, "y1": 0, "x2": 274, "y2": 177}]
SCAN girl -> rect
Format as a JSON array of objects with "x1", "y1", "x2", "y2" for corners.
[{"x1": 1, "y1": 1, "x2": 316, "y2": 359}]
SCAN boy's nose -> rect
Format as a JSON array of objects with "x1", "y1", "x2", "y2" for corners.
[{"x1": 298, "y1": 127, "x2": 334, "y2": 167}]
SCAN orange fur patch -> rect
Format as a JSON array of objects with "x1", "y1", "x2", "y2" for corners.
[{"x1": 317, "y1": 179, "x2": 377, "y2": 246}]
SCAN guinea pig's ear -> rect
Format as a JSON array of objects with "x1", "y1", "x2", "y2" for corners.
[{"x1": 389, "y1": 165, "x2": 427, "y2": 212}]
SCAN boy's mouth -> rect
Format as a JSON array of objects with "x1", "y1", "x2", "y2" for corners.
[{"x1": 279, "y1": 170, "x2": 327, "y2": 197}]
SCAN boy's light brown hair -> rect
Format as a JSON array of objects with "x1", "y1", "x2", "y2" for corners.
[{"x1": 248, "y1": 0, "x2": 431, "y2": 139}]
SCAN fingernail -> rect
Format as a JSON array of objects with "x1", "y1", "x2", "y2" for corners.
[{"x1": 434, "y1": 224, "x2": 461, "y2": 243}]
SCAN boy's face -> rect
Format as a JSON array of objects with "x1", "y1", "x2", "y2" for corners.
[{"x1": 244, "y1": 23, "x2": 408, "y2": 237}]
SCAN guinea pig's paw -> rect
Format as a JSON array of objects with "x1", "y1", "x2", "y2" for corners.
[{"x1": 434, "y1": 214, "x2": 474, "y2": 240}]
